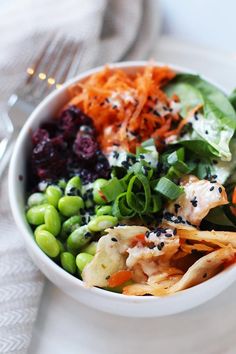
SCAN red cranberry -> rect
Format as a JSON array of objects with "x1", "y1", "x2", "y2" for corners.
[{"x1": 73, "y1": 133, "x2": 98, "y2": 160}]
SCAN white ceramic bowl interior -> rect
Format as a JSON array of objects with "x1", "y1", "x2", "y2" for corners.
[{"x1": 8, "y1": 61, "x2": 236, "y2": 317}]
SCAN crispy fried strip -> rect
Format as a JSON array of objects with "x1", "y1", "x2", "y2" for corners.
[
  {"x1": 180, "y1": 243, "x2": 215, "y2": 254},
  {"x1": 178, "y1": 229, "x2": 236, "y2": 248},
  {"x1": 168, "y1": 246, "x2": 234, "y2": 293}
]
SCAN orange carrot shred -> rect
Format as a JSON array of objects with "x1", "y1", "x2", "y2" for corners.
[
  {"x1": 65, "y1": 64, "x2": 196, "y2": 153},
  {"x1": 108, "y1": 270, "x2": 133, "y2": 288}
]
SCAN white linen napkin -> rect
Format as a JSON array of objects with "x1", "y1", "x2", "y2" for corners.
[{"x1": 0, "y1": 0, "x2": 160, "y2": 352}]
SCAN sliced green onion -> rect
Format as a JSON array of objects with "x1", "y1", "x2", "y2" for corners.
[
  {"x1": 167, "y1": 147, "x2": 185, "y2": 165},
  {"x1": 100, "y1": 177, "x2": 126, "y2": 202},
  {"x1": 154, "y1": 177, "x2": 184, "y2": 200},
  {"x1": 149, "y1": 194, "x2": 162, "y2": 213},
  {"x1": 112, "y1": 192, "x2": 136, "y2": 219},
  {"x1": 126, "y1": 174, "x2": 151, "y2": 213}
]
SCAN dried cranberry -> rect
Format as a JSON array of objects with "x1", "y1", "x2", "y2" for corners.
[
  {"x1": 32, "y1": 129, "x2": 49, "y2": 146},
  {"x1": 60, "y1": 106, "x2": 93, "y2": 140},
  {"x1": 40, "y1": 121, "x2": 58, "y2": 137},
  {"x1": 73, "y1": 133, "x2": 97, "y2": 160},
  {"x1": 32, "y1": 137, "x2": 67, "y2": 179}
]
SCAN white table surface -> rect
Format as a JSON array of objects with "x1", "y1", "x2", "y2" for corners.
[{"x1": 29, "y1": 36, "x2": 236, "y2": 354}]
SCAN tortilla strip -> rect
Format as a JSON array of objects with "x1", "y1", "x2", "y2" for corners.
[
  {"x1": 123, "y1": 274, "x2": 182, "y2": 296},
  {"x1": 177, "y1": 229, "x2": 236, "y2": 248},
  {"x1": 168, "y1": 246, "x2": 234, "y2": 293},
  {"x1": 123, "y1": 246, "x2": 234, "y2": 296},
  {"x1": 180, "y1": 243, "x2": 215, "y2": 254}
]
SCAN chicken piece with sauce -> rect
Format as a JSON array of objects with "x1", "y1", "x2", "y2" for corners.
[{"x1": 164, "y1": 175, "x2": 228, "y2": 227}]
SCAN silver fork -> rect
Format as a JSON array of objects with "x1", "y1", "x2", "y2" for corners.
[{"x1": 0, "y1": 35, "x2": 84, "y2": 177}]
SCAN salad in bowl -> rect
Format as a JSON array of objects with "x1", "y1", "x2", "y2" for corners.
[{"x1": 14, "y1": 62, "x2": 236, "y2": 302}]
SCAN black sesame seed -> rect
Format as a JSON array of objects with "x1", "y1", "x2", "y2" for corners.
[
  {"x1": 218, "y1": 187, "x2": 222, "y2": 193},
  {"x1": 148, "y1": 244, "x2": 156, "y2": 249},
  {"x1": 194, "y1": 113, "x2": 199, "y2": 121},
  {"x1": 173, "y1": 229, "x2": 177, "y2": 235},
  {"x1": 139, "y1": 154, "x2": 145, "y2": 159},
  {"x1": 157, "y1": 242, "x2": 164, "y2": 250},
  {"x1": 113, "y1": 151, "x2": 119, "y2": 159},
  {"x1": 105, "y1": 275, "x2": 110, "y2": 280},
  {"x1": 209, "y1": 186, "x2": 214, "y2": 191},
  {"x1": 212, "y1": 159, "x2": 218, "y2": 165},
  {"x1": 190, "y1": 196, "x2": 198, "y2": 207},
  {"x1": 111, "y1": 237, "x2": 118, "y2": 242},
  {"x1": 153, "y1": 110, "x2": 160, "y2": 117},
  {"x1": 203, "y1": 273, "x2": 207, "y2": 278},
  {"x1": 165, "y1": 233, "x2": 172, "y2": 238},
  {"x1": 205, "y1": 130, "x2": 209, "y2": 134},
  {"x1": 174, "y1": 203, "x2": 181, "y2": 214}
]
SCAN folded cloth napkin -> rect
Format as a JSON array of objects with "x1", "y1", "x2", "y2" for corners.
[{"x1": 0, "y1": 0, "x2": 160, "y2": 352}]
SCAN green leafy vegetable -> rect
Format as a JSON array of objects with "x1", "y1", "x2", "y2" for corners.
[{"x1": 165, "y1": 74, "x2": 236, "y2": 161}]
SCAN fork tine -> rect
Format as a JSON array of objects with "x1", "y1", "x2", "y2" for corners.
[
  {"x1": 53, "y1": 40, "x2": 81, "y2": 84},
  {"x1": 25, "y1": 36, "x2": 54, "y2": 85},
  {"x1": 64, "y1": 41, "x2": 85, "y2": 80},
  {"x1": 31, "y1": 35, "x2": 70, "y2": 100}
]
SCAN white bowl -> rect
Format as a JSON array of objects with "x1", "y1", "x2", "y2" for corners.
[{"x1": 8, "y1": 61, "x2": 236, "y2": 317}]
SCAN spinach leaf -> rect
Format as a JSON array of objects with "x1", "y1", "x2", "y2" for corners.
[{"x1": 165, "y1": 74, "x2": 236, "y2": 161}]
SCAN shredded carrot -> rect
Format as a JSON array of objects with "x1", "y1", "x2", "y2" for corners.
[
  {"x1": 230, "y1": 186, "x2": 236, "y2": 216},
  {"x1": 66, "y1": 65, "x2": 198, "y2": 153},
  {"x1": 108, "y1": 270, "x2": 133, "y2": 288},
  {"x1": 131, "y1": 233, "x2": 146, "y2": 247}
]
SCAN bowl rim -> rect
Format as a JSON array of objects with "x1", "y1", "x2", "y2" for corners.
[{"x1": 8, "y1": 60, "x2": 236, "y2": 305}]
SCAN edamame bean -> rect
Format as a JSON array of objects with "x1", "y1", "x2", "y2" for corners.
[
  {"x1": 58, "y1": 179, "x2": 67, "y2": 190},
  {"x1": 67, "y1": 225, "x2": 93, "y2": 250},
  {"x1": 82, "y1": 241, "x2": 97, "y2": 256},
  {"x1": 87, "y1": 215, "x2": 118, "y2": 232},
  {"x1": 34, "y1": 224, "x2": 48, "y2": 237},
  {"x1": 65, "y1": 176, "x2": 82, "y2": 196},
  {"x1": 58, "y1": 196, "x2": 84, "y2": 217},
  {"x1": 46, "y1": 185, "x2": 62, "y2": 207},
  {"x1": 57, "y1": 240, "x2": 65, "y2": 253},
  {"x1": 44, "y1": 205, "x2": 61, "y2": 236},
  {"x1": 27, "y1": 193, "x2": 47, "y2": 207},
  {"x1": 76, "y1": 253, "x2": 94, "y2": 273},
  {"x1": 35, "y1": 230, "x2": 60, "y2": 258},
  {"x1": 61, "y1": 252, "x2": 76, "y2": 274},
  {"x1": 26, "y1": 204, "x2": 49, "y2": 225},
  {"x1": 61, "y1": 215, "x2": 82, "y2": 238},
  {"x1": 96, "y1": 205, "x2": 112, "y2": 216},
  {"x1": 93, "y1": 179, "x2": 108, "y2": 204}
]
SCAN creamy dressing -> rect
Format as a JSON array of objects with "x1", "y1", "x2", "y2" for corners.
[{"x1": 107, "y1": 90, "x2": 136, "y2": 108}]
